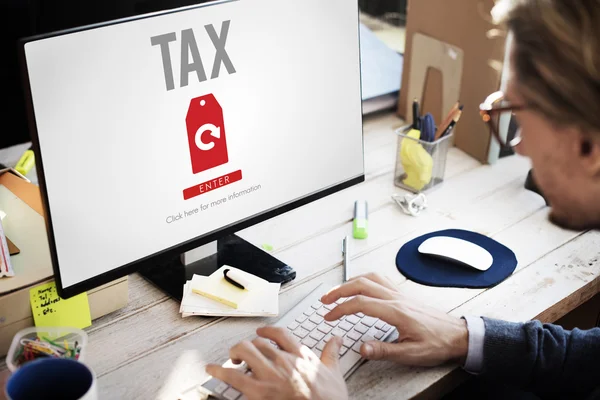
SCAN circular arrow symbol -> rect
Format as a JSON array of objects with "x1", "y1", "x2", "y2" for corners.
[{"x1": 195, "y1": 123, "x2": 221, "y2": 151}]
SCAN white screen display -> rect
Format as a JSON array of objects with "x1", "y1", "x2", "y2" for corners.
[{"x1": 23, "y1": 0, "x2": 364, "y2": 289}]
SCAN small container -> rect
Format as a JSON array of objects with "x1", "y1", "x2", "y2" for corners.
[
  {"x1": 394, "y1": 127, "x2": 454, "y2": 193},
  {"x1": 6, "y1": 326, "x2": 88, "y2": 372}
]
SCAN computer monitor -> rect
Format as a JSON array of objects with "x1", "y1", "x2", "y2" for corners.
[
  {"x1": 1, "y1": 0, "x2": 212, "y2": 149},
  {"x1": 19, "y1": 0, "x2": 364, "y2": 300}
]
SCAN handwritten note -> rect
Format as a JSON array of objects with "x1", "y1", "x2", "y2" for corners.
[{"x1": 29, "y1": 281, "x2": 91, "y2": 329}]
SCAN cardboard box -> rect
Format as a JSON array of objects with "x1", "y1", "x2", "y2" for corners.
[
  {"x1": 0, "y1": 168, "x2": 128, "y2": 356},
  {"x1": 398, "y1": 0, "x2": 508, "y2": 164}
]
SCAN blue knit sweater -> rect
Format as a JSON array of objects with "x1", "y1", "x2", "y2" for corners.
[{"x1": 480, "y1": 317, "x2": 600, "y2": 399}]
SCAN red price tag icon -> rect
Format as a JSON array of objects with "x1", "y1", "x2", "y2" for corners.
[{"x1": 186, "y1": 94, "x2": 229, "y2": 174}]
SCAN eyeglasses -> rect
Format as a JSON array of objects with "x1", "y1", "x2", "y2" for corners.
[{"x1": 479, "y1": 91, "x2": 526, "y2": 149}]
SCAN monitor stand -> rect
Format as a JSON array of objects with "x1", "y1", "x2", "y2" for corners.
[{"x1": 138, "y1": 234, "x2": 296, "y2": 301}]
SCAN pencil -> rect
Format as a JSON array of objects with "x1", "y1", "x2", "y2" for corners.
[
  {"x1": 434, "y1": 101, "x2": 461, "y2": 140},
  {"x1": 441, "y1": 107, "x2": 463, "y2": 138}
]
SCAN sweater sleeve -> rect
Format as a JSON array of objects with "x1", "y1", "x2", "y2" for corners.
[{"x1": 479, "y1": 317, "x2": 600, "y2": 399}]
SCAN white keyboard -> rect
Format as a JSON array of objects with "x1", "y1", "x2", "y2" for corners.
[{"x1": 192, "y1": 283, "x2": 396, "y2": 400}]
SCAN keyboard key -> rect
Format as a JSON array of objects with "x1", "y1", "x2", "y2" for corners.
[
  {"x1": 313, "y1": 348, "x2": 322, "y2": 358},
  {"x1": 352, "y1": 341, "x2": 363, "y2": 353},
  {"x1": 356, "y1": 312, "x2": 365, "y2": 318},
  {"x1": 324, "y1": 319, "x2": 340, "y2": 327},
  {"x1": 374, "y1": 331, "x2": 384, "y2": 340},
  {"x1": 316, "y1": 308, "x2": 329, "y2": 317},
  {"x1": 347, "y1": 330, "x2": 362, "y2": 341},
  {"x1": 381, "y1": 323, "x2": 392, "y2": 332},
  {"x1": 354, "y1": 324, "x2": 368, "y2": 334},
  {"x1": 338, "y1": 321, "x2": 354, "y2": 331},
  {"x1": 335, "y1": 297, "x2": 347, "y2": 305},
  {"x1": 301, "y1": 321, "x2": 317, "y2": 332},
  {"x1": 293, "y1": 327, "x2": 310, "y2": 339},
  {"x1": 323, "y1": 333, "x2": 333, "y2": 343},
  {"x1": 323, "y1": 303, "x2": 336, "y2": 310},
  {"x1": 339, "y1": 348, "x2": 362, "y2": 372},
  {"x1": 317, "y1": 323, "x2": 332, "y2": 334},
  {"x1": 287, "y1": 322, "x2": 299, "y2": 331},
  {"x1": 309, "y1": 314, "x2": 324, "y2": 325},
  {"x1": 331, "y1": 328, "x2": 345, "y2": 337},
  {"x1": 302, "y1": 337, "x2": 318, "y2": 348},
  {"x1": 295, "y1": 314, "x2": 308, "y2": 323},
  {"x1": 361, "y1": 334, "x2": 375, "y2": 343},
  {"x1": 310, "y1": 330, "x2": 326, "y2": 341},
  {"x1": 342, "y1": 337, "x2": 355, "y2": 348},
  {"x1": 214, "y1": 382, "x2": 230, "y2": 394},
  {"x1": 303, "y1": 308, "x2": 315, "y2": 317},
  {"x1": 361, "y1": 316, "x2": 377, "y2": 327},
  {"x1": 223, "y1": 387, "x2": 241, "y2": 400},
  {"x1": 345, "y1": 315, "x2": 360, "y2": 325},
  {"x1": 375, "y1": 321, "x2": 385, "y2": 330},
  {"x1": 311, "y1": 301, "x2": 322, "y2": 310},
  {"x1": 316, "y1": 341, "x2": 326, "y2": 351},
  {"x1": 339, "y1": 346, "x2": 349, "y2": 356}
]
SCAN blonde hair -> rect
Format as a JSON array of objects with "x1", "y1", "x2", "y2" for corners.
[{"x1": 492, "y1": 0, "x2": 600, "y2": 133}]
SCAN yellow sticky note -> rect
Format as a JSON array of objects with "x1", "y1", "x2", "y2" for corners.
[{"x1": 29, "y1": 282, "x2": 92, "y2": 329}]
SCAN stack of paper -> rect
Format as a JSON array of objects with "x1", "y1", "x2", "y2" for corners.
[{"x1": 179, "y1": 266, "x2": 280, "y2": 317}]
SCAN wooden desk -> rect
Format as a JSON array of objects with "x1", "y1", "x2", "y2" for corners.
[{"x1": 1, "y1": 111, "x2": 598, "y2": 399}]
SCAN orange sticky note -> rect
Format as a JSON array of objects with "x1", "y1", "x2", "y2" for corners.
[{"x1": 29, "y1": 281, "x2": 91, "y2": 329}]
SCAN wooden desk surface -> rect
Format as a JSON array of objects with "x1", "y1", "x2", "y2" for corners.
[{"x1": 1, "y1": 111, "x2": 598, "y2": 399}]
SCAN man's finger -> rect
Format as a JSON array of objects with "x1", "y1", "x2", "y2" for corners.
[
  {"x1": 320, "y1": 276, "x2": 396, "y2": 305},
  {"x1": 360, "y1": 340, "x2": 413, "y2": 362},
  {"x1": 324, "y1": 296, "x2": 399, "y2": 324},
  {"x1": 256, "y1": 326, "x2": 302, "y2": 356},
  {"x1": 320, "y1": 335, "x2": 342, "y2": 369},
  {"x1": 206, "y1": 364, "x2": 258, "y2": 393},
  {"x1": 229, "y1": 340, "x2": 275, "y2": 379},
  {"x1": 252, "y1": 337, "x2": 281, "y2": 361}
]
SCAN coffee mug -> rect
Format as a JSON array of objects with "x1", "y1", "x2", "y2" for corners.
[{"x1": 5, "y1": 358, "x2": 97, "y2": 400}]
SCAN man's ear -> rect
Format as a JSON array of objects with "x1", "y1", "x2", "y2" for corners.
[{"x1": 579, "y1": 135, "x2": 600, "y2": 177}]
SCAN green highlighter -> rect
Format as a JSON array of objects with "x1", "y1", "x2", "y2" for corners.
[{"x1": 353, "y1": 200, "x2": 368, "y2": 239}]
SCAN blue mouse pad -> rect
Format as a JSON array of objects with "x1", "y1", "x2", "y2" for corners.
[{"x1": 396, "y1": 229, "x2": 518, "y2": 288}]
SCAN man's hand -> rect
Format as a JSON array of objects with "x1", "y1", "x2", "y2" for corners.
[
  {"x1": 206, "y1": 326, "x2": 348, "y2": 400},
  {"x1": 320, "y1": 273, "x2": 468, "y2": 367}
]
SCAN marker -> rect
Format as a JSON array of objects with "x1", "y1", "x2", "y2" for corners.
[
  {"x1": 353, "y1": 200, "x2": 368, "y2": 239},
  {"x1": 15, "y1": 146, "x2": 35, "y2": 176},
  {"x1": 223, "y1": 268, "x2": 251, "y2": 290}
]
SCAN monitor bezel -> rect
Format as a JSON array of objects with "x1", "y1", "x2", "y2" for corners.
[{"x1": 18, "y1": 0, "x2": 365, "y2": 299}]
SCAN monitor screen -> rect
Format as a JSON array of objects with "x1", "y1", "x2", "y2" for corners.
[{"x1": 21, "y1": 0, "x2": 364, "y2": 296}]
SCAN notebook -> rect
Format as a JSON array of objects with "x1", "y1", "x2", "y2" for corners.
[{"x1": 180, "y1": 266, "x2": 280, "y2": 317}]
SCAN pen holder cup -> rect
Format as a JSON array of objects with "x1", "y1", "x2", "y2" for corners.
[
  {"x1": 6, "y1": 326, "x2": 88, "y2": 372},
  {"x1": 393, "y1": 127, "x2": 454, "y2": 193}
]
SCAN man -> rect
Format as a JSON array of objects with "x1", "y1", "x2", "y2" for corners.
[{"x1": 206, "y1": 0, "x2": 600, "y2": 398}]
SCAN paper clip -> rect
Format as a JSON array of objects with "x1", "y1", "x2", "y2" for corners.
[{"x1": 392, "y1": 193, "x2": 428, "y2": 217}]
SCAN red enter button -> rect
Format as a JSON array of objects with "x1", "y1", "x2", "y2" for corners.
[{"x1": 183, "y1": 169, "x2": 242, "y2": 200}]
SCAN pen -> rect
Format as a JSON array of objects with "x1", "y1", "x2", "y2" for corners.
[
  {"x1": 342, "y1": 236, "x2": 349, "y2": 282},
  {"x1": 412, "y1": 98, "x2": 420, "y2": 130}
]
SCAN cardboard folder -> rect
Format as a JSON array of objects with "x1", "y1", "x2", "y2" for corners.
[{"x1": 398, "y1": 0, "x2": 507, "y2": 163}]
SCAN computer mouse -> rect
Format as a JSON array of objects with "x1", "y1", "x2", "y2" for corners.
[{"x1": 417, "y1": 236, "x2": 493, "y2": 271}]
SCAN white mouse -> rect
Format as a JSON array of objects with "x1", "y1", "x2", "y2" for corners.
[{"x1": 418, "y1": 236, "x2": 493, "y2": 271}]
